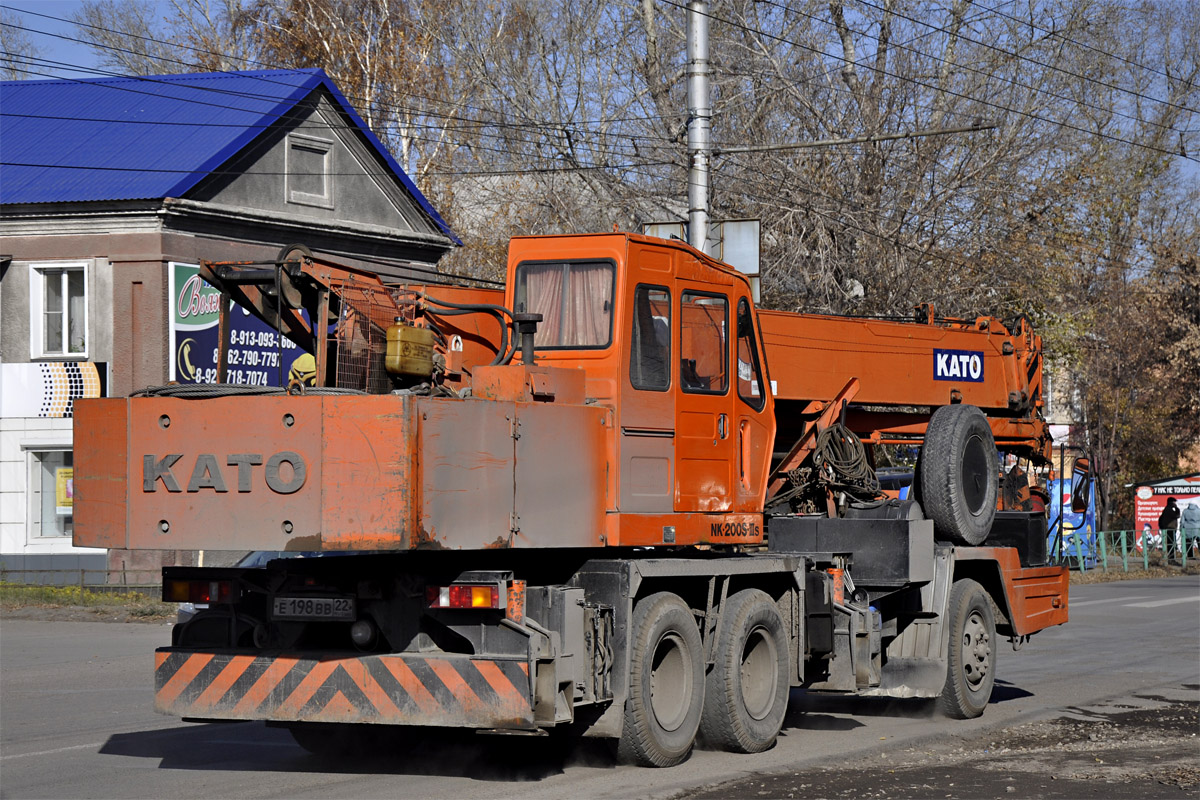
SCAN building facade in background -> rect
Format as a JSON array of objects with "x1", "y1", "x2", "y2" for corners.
[{"x1": 0, "y1": 69, "x2": 456, "y2": 577}]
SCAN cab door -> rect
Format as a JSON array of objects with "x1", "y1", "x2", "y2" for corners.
[
  {"x1": 733, "y1": 295, "x2": 775, "y2": 511},
  {"x1": 674, "y1": 285, "x2": 734, "y2": 511}
]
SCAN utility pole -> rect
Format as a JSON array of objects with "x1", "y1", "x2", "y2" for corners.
[{"x1": 686, "y1": 0, "x2": 711, "y2": 252}]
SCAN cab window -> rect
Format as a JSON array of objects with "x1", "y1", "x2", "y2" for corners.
[
  {"x1": 631, "y1": 285, "x2": 670, "y2": 391},
  {"x1": 514, "y1": 260, "x2": 615, "y2": 349},
  {"x1": 680, "y1": 291, "x2": 727, "y2": 394},
  {"x1": 736, "y1": 298, "x2": 766, "y2": 410}
]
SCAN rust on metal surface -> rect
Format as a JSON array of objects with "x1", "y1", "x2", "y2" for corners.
[{"x1": 957, "y1": 546, "x2": 1069, "y2": 636}]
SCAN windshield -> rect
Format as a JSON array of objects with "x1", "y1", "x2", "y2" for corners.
[{"x1": 514, "y1": 260, "x2": 615, "y2": 349}]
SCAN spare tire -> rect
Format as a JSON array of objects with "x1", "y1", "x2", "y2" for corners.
[{"x1": 917, "y1": 405, "x2": 998, "y2": 545}]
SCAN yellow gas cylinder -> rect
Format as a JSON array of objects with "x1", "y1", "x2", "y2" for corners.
[{"x1": 385, "y1": 319, "x2": 435, "y2": 379}]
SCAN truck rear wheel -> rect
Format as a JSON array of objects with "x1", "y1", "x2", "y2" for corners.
[
  {"x1": 919, "y1": 404, "x2": 998, "y2": 545},
  {"x1": 938, "y1": 579, "x2": 997, "y2": 719},
  {"x1": 698, "y1": 589, "x2": 789, "y2": 753},
  {"x1": 618, "y1": 592, "x2": 704, "y2": 767}
]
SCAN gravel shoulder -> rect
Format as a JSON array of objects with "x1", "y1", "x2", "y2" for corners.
[{"x1": 680, "y1": 690, "x2": 1200, "y2": 800}]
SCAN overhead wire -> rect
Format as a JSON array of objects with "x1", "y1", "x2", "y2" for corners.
[
  {"x1": 778, "y1": 0, "x2": 1197, "y2": 118},
  {"x1": 1, "y1": 7, "x2": 681, "y2": 145},
  {"x1": 655, "y1": 0, "x2": 1198, "y2": 162},
  {"x1": 3, "y1": 4, "x2": 1190, "y2": 289}
]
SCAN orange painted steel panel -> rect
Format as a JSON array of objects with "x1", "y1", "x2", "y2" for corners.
[
  {"x1": 127, "y1": 396, "x2": 324, "y2": 550},
  {"x1": 958, "y1": 547, "x2": 1069, "y2": 636},
  {"x1": 611, "y1": 511, "x2": 763, "y2": 547},
  {"x1": 73, "y1": 398, "x2": 130, "y2": 549},
  {"x1": 155, "y1": 650, "x2": 536, "y2": 729},
  {"x1": 79, "y1": 390, "x2": 613, "y2": 553},
  {"x1": 317, "y1": 396, "x2": 416, "y2": 550},
  {"x1": 758, "y1": 310, "x2": 1037, "y2": 414},
  {"x1": 123, "y1": 394, "x2": 415, "y2": 551}
]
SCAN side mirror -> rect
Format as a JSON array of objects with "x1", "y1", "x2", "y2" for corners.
[{"x1": 1070, "y1": 457, "x2": 1091, "y2": 514}]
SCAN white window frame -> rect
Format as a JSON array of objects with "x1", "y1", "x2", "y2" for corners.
[
  {"x1": 29, "y1": 260, "x2": 89, "y2": 360},
  {"x1": 286, "y1": 133, "x2": 335, "y2": 209},
  {"x1": 23, "y1": 444, "x2": 74, "y2": 541}
]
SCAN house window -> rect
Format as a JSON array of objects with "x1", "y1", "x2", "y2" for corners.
[
  {"x1": 29, "y1": 261, "x2": 88, "y2": 359},
  {"x1": 28, "y1": 449, "x2": 74, "y2": 539},
  {"x1": 286, "y1": 133, "x2": 334, "y2": 208}
]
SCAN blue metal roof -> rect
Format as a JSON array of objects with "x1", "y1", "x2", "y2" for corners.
[{"x1": 0, "y1": 69, "x2": 457, "y2": 242}]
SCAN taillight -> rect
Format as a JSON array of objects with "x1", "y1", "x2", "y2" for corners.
[
  {"x1": 164, "y1": 579, "x2": 235, "y2": 604},
  {"x1": 425, "y1": 584, "x2": 500, "y2": 609}
]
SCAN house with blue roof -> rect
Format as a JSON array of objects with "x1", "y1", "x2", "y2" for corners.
[{"x1": 0, "y1": 68, "x2": 457, "y2": 576}]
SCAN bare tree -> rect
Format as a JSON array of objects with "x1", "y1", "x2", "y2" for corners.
[
  {"x1": 1, "y1": 8, "x2": 44, "y2": 80},
  {"x1": 72, "y1": 0, "x2": 258, "y2": 75}
]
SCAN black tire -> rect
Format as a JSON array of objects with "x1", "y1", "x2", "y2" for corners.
[
  {"x1": 918, "y1": 405, "x2": 999, "y2": 545},
  {"x1": 618, "y1": 592, "x2": 705, "y2": 767},
  {"x1": 938, "y1": 579, "x2": 997, "y2": 719},
  {"x1": 698, "y1": 589, "x2": 789, "y2": 753}
]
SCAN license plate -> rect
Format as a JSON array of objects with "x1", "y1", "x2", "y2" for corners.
[{"x1": 272, "y1": 596, "x2": 355, "y2": 621}]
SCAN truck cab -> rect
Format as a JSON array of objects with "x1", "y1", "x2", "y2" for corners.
[{"x1": 505, "y1": 233, "x2": 775, "y2": 546}]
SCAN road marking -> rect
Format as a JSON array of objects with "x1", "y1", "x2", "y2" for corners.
[
  {"x1": 1070, "y1": 596, "x2": 1152, "y2": 607},
  {"x1": 1126, "y1": 596, "x2": 1200, "y2": 608},
  {"x1": 0, "y1": 742, "x2": 101, "y2": 760}
]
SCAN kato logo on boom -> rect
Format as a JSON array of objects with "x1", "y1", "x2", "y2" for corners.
[{"x1": 934, "y1": 349, "x2": 984, "y2": 383}]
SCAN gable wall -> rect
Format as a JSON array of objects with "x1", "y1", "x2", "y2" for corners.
[{"x1": 187, "y1": 92, "x2": 436, "y2": 237}]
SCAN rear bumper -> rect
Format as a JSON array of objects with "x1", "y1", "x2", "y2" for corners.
[{"x1": 154, "y1": 649, "x2": 535, "y2": 729}]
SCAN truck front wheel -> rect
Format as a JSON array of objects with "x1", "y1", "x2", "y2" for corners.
[
  {"x1": 938, "y1": 579, "x2": 997, "y2": 719},
  {"x1": 698, "y1": 589, "x2": 789, "y2": 753},
  {"x1": 618, "y1": 592, "x2": 705, "y2": 767}
]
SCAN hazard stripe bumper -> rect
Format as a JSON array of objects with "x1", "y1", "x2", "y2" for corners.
[{"x1": 154, "y1": 649, "x2": 534, "y2": 729}]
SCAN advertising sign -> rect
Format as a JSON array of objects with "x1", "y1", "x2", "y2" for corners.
[
  {"x1": 55, "y1": 467, "x2": 73, "y2": 516},
  {"x1": 1133, "y1": 474, "x2": 1200, "y2": 552},
  {"x1": 1047, "y1": 475, "x2": 1097, "y2": 563},
  {"x1": 169, "y1": 262, "x2": 300, "y2": 386}
]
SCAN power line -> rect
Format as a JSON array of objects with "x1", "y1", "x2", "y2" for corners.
[
  {"x1": 836, "y1": 0, "x2": 1198, "y2": 118},
  {"x1": 0, "y1": 158, "x2": 681, "y2": 179},
  {"x1": 979, "y1": 0, "x2": 1199, "y2": 92},
  {"x1": 656, "y1": 0, "x2": 1198, "y2": 163},
  {"x1": 1, "y1": 7, "x2": 681, "y2": 146}
]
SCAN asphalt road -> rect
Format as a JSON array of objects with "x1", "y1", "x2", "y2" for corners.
[{"x1": 1, "y1": 575, "x2": 1197, "y2": 799}]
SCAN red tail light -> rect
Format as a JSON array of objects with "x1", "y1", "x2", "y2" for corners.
[
  {"x1": 425, "y1": 584, "x2": 500, "y2": 609},
  {"x1": 164, "y1": 579, "x2": 235, "y2": 604}
]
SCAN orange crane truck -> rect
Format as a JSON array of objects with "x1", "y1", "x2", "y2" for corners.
[{"x1": 74, "y1": 233, "x2": 1073, "y2": 767}]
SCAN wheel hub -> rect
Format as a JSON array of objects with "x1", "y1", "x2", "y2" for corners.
[
  {"x1": 961, "y1": 610, "x2": 991, "y2": 690},
  {"x1": 650, "y1": 632, "x2": 692, "y2": 731}
]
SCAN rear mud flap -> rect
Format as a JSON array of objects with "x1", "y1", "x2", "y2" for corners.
[{"x1": 154, "y1": 649, "x2": 535, "y2": 729}]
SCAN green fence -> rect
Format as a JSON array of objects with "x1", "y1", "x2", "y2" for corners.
[{"x1": 1051, "y1": 528, "x2": 1200, "y2": 573}]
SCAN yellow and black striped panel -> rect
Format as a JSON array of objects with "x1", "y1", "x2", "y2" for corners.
[{"x1": 154, "y1": 650, "x2": 534, "y2": 729}]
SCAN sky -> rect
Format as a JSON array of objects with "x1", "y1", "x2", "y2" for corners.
[{"x1": 4, "y1": 0, "x2": 117, "y2": 79}]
